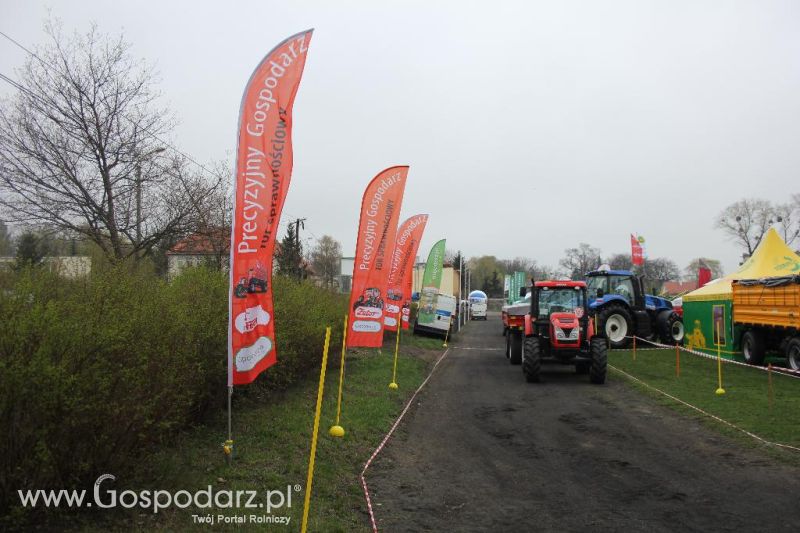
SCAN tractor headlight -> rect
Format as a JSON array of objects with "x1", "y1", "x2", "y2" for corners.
[{"x1": 554, "y1": 327, "x2": 565, "y2": 340}]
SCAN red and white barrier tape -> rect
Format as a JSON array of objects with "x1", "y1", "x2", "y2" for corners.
[
  {"x1": 610, "y1": 364, "x2": 800, "y2": 453},
  {"x1": 360, "y1": 347, "x2": 451, "y2": 532},
  {"x1": 627, "y1": 336, "x2": 800, "y2": 380}
]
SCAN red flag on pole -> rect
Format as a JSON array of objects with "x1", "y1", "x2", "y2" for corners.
[
  {"x1": 384, "y1": 214, "x2": 428, "y2": 332},
  {"x1": 698, "y1": 260, "x2": 712, "y2": 287},
  {"x1": 347, "y1": 167, "x2": 409, "y2": 348},
  {"x1": 630, "y1": 234, "x2": 644, "y2": 266},
  {"x1": 228, "y1": 30, "x2": 313, "y2": 386}
]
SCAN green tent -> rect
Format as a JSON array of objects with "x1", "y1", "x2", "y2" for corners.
[{"x1": 682, "y1": 228, "x2": 800, "y2": 358}]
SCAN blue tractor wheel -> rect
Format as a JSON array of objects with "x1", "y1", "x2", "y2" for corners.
[{"x1": 598, "y1": 303, "x2": 632, "y2": 349}]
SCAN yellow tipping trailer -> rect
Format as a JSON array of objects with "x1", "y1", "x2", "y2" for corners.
[{"x1": 732, "y1": 275, "x2": 800, "y2": 369}]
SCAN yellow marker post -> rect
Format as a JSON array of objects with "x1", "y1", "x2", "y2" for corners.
[
  {"x1": 443, "y1": 321, "x2": 451, "y2": 348},
  {"x1": 301, "y1": 327, "x2": 332, "y2": 533},
  {"x1": 715, "y1": 322, "x2": 725, "y2": 395},
  {"x1": 330, "y1": 315, "x2": 348, "y2": 438},
  {"x1": 389, "y1": 310, "x2": 401, "y2": 390}
]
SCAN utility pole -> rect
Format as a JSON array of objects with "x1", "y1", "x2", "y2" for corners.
[
  {"x1": 292, "y1": 218, "x2": 306, "y2": 279},
  {"x1": 459, "y1": 251, "x2": 464, "y2": 327}
]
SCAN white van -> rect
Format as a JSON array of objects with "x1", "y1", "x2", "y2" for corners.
[
  {"x1": 468, "y1": 290, "x2": 488, "y2": 320},
  {"x1": 414, "y1": 292, "x2": 456, "y2": 339}
]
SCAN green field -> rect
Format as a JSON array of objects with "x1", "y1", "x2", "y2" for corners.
[
  {"x1": 610, "y1": 348, "x2": 800, "y2": 450},
  {"x1": 72, "y1": 332, "x2": 445, "y2": 532}
]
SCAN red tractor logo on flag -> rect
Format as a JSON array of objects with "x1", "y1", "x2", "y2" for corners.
[
  {"x1": 234, "y1": 260, "x2": 269, "y2": 299},
  {"x1": 353, "y1": 287, "x2": 385, "y2": 311}
]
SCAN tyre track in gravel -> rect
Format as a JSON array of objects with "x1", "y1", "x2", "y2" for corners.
[{"x1": 367, "y1": 313, "x2": 800, "y2": 532}]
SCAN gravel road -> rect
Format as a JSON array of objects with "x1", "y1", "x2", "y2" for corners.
[{"x1": 367, "y1": 313, "x2": 800, "y2": 532}]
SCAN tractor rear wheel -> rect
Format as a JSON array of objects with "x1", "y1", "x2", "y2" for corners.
[
  {"x1": 742, "y1": 330, "x2": 766, "y2": 365},
  {"x1": 657, "y1": 310, "x2": 685, "y2": 345},
  {"x1": 522, "y1": 337, "x2": 541, "y2": 382},
  {"x1": 589, "y1": 338, "x2": 607, "y2": 384},
  {"x1": 784, "y1": 337, "x2": 800, "y2": 371},
  {"x1": 509, "y1": 330, "x2": 522, "y2": 365},
  {"x1": 598, "y1": 304, "x2": 633, "y2": 349}
]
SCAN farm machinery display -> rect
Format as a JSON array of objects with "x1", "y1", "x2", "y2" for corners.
[
  {"x1": 732, "y1": 275, "x2": 800, "y2": 369},
  {"x1": 585, "y1": 268, "x2": 684, "y2": 349},
  {"x1": 503, "y1": 292, "x2": 530, "y2": 364},
  {"x1": 521, "y1": 280, "x2": 607, "y2": 384}
]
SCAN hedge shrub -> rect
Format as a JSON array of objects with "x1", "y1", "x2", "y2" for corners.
[{"x1": 0, "y1": 265, "x2": 345, "y2": 515}]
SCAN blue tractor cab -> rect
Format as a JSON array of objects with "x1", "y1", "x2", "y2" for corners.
[{"x1": 585, "y1": 269, "x2": 683, "y2": 348}]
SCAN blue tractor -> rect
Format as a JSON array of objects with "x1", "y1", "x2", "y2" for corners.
[{"x1": 585, "y1": 269, "x2": 684, "y2": 349}]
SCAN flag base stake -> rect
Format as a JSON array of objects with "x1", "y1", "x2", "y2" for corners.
[
  {"x1": 329, "y1": 425, "x2": 345, "y2": 437},
  {"x1": 715, "y1": 388, "x2": 726, "y2": 395},
  {"x1": 389, "y1": 382, "x2": 398, "y2": 390}
]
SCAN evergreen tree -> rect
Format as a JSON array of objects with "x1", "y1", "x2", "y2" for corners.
[{"x1": 276, "y1": 222, "x2": 304, "y2": 279}]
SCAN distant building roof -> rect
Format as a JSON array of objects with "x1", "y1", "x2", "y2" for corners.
[
  {"x1": 662, "y1": 280, "x2": 699, "y2": 295},
  {"x1": 168, "y1": 229, "x2": 230, "y2": 255}
]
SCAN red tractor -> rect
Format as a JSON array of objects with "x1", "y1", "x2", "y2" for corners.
[{"x1": 521, "y1": 280, "x2": 607, "y2": 384}]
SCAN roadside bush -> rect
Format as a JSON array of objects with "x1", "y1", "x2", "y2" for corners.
[{"x1": 0, "y1": 266, "x2": 345, "y2": 516}]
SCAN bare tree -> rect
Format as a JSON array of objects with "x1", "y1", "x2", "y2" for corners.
[
  {"x1": 500, "y1": 256, "x2": 533, "y2": 274},
  {"x1": 0, "y1": 21, "x2": 217, "y2": 261},
  {"x1": 715, "y1": 199, "x2": 774, "y2": 255},
  {"x1": 180, "y1": 159, "x2": 232, "y2": 270},
  {"x1": 467, "y1": 255, "x2": 504, "y2": 296},
  {"x1": 559, "y1": 243, "x2": 602, "y2": 279},
  {"x1": 0, "y1": 222, "x2": 12, "y2": 256},
  {"x1": 606, "y1": 253, "x2": 633, "y2": 271},
  {"x1": 311, "y1": 235, "x2": 342, "y2": 289},
  {"x1": 498, "y1": 256, "x2": 553, "y2": 281},
  {"x1": 529, "y1": 260, "x2": 555, "y2": 281},
  {"x1": 774, "y1": 196, "x2": 800, "y2": 247},
  {"x1": 644, "y1": 257, "x2": 680, "y2": 282},
  {"x1": 684, "y1": 258, "x2": 724, "y2": 280}
]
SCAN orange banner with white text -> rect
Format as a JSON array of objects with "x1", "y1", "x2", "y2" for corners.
[
  {"x1": 385, "y1": 214, "x2": 428, "y2": 332},
  {"x1": 347, "y1": 166, "x2": 409, "y2": 347},
  {"x1": 228, "y1": 30, "x2": 313, "y2": 386}
]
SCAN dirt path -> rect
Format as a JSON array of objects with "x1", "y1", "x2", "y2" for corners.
[{"x1": 368, "y1": 314, "x2": 800, "y2": 532}]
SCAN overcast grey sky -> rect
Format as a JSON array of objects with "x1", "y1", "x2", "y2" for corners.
[{"x1": 1, "y1": 0, "x2": 798, "y2": 274}]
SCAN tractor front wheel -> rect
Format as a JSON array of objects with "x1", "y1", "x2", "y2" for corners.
[
  {"x1": 234, "y1": 283, "x2": 247, "y2": 299},
  {"x1": 657, "y1": 310, "x2": 685, "y2": 345},
  {"x1": 589, "y1": 338, "x2": 607, "y2": 384},
  {"x1": 522, "y1": 337, "x2": 541, "y2": 382},
  {"x1": 598, "y1": 304, "x2": 633, "y2": 349}
]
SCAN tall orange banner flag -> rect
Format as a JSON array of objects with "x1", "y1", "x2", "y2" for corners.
[
  {"x1": 384, "y1": 214, "x2": 428, "y2": 332},
  {"x1": 228, "y1": 30, "x2": 313, "y2": 386},
  {"x1": 347, "y1": 166, "x2": 409, "y2": 348}
]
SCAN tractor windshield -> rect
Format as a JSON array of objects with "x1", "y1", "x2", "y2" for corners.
[
  {"x1": 586, "y1": 275, "x2": 608, "y2": 299},
  {"x1": 537, "y1": 287, "x2": 585, "y2": 318}
]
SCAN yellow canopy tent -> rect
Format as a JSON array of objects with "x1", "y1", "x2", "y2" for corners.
[
  {"x1": 683, "y1": 228, "x2": 800, "y2": 302},
  {"x1": 682, "y1": 228, "x2": 800, "y2": 356}
]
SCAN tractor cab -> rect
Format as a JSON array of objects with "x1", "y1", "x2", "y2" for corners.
[
  {"x1": 526, "y1": 281, "x2": 592, "y2": 352},
  {"x1": 521, "y1": 279, "x2": 607, "y2": 384},
  {"x1": 585, "y1": 269, "x2": 645, "y2": 309}
]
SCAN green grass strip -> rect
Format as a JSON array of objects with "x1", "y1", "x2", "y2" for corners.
[
  {"x1": 610, "y1": 348, "x2": 800, "y2": 449},
  {"x1": 81, "y1": 342, "x2": 436, "y2": 532}
]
